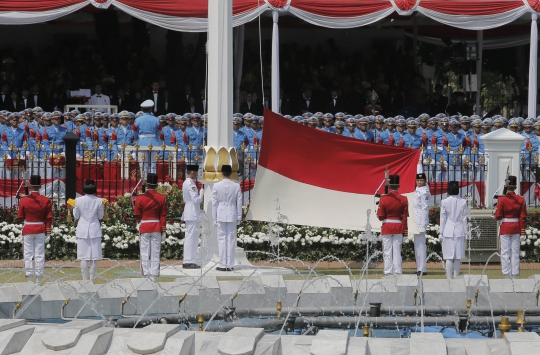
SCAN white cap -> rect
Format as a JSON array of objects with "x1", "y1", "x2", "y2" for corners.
[{"x1": 141, "y1": 100, "x2": 154, "y2": 108}]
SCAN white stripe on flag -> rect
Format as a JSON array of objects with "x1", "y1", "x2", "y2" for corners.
[{"x1": 247, "y1": 166, "x2": 418, "y2": 233}]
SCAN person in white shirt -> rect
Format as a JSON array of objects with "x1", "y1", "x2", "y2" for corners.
[
  {"x1": 212, "y1": 165, "x2": 243, "y2": 271},
  {"x1": 439, "y1": 181, "x2": 469, "y2": 280},
  {"x1": 181, "y1": 165, "x2": 203, "y2": 269},
  {"x1": 88, "y1": 84, "x2": 110, "y2": 113},
  {"x1": 412, "y1": 173, "x2": 431, "y2": 276},
  {"x1": 71, "y1": 180, "x2": 104, "y2": 282}
]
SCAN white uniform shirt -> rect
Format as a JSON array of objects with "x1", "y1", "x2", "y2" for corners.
[
  {"x1": 212, "y1": 179, "x2": 242, "y2": 223},
  {"x1": 413, "y1": 185, "x2": 431, "y2": 233},
  {"x1": 181, "y1": 178, "x2": 203, "y2": 221},
  {"x1": 440, "y1": 195, "x2": 468, "y2": 238},
  {"x1": 73, "y1": 195, "x2": 104, "y2": 239},
  {"x1": 88, "y1": 93, "x2": 111, "y2": 113}
]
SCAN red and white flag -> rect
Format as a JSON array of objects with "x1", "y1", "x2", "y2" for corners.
[{"x1": 247, "y1": 110, "x2": 421, "y2": 231}]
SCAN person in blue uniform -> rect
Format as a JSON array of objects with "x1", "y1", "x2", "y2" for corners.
[
  {"x1": 380, "y1": 117, "x2": 396, "y2": 145},
  {"x1": 172, "y1": 115, "x2": 190, "y2": 160},
  {"x1": 416, "y1": 113, "x2": 429, "y2": 135},
  {"x1": 159, "y1": 113, "x2": 177, "y2": 160},
  {"x1": 334, "y1": 120, "x2": 346, "y2": 136},
  {"x1": 320, "y1": 114, "x2": 336, "y2": 133},
  {"x1": 391, "y1": 118, "x2": 407, "y2": 147},
  {"x1": 444, "y1": 119, "x2": 466, "y2": 182},
  {"x1": 372, "y1": 116, "x2": 385, "y2": 143},
  {"x1": 463, "y1": 118, "x2": 485, "y2": 183},
  {"x1": 521, "y1": 119, "x2": 538, "y2": 183},
  {"x1": 134, "y1": 100, "x2": 162, "y2": 175},
  {"x1": 2, "y1": 113, "x2": 27, "y2": 151},
  {"x1": 354, "y1": 116, "x2": 373, "y2": 141},
  {"x1": 46, "y1": 111, "x2": 67, "y2": 155},
  {"x1": 402, "y1": 119, "x2": 423, "y2": 149},
  {"x1": 63, "y1": 112, "x2": 76, "y2": 132},
  {"x1": 459, "y1": 116, "x2": 473, "y2": 137},
  {"x1": 233, "y1": 116, "x2": 247, "y2": 150},
  {"x1": 343, "y1": 118, "x2": 356, "y2": 138},
  {"x1": 186, "y1": 113, "x2": 205, "y2": 178}
]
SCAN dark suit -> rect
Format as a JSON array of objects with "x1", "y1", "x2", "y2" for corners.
[
  {"x1": 280, "y1": 96, "x2": 291, "y2": 115},
  {"x1": 0, "y1": 93, "x2": 9, "y2": 110},
  {"x1": 178, "y1": 92, "x2": 193, "y2": 113},
  {"x1": 297, "y1": 97, "x2": 318, "y2": 114},
  {"x1": 195, "y1": 97, "x2": 207, "y2": 114},
  {"x1": 20, "y1": 96, "x2": 32, "y2": 110},
  {"x1": 6, "y1": 100, "x2": 23, "y2": 112},
  {"x1": 239, "y1": 101, "x2": 262, "y2": 115},
  {"x1": 29, "y1": 93, "x2": 47, "y2": 110},
  {"x1": 325, "y1": 96, "x2": 346, "y2": 115},
  {"x1": 145, "y1": 90, "x2": 167, "y2": 116},
  {"x1": 111, "y1": 95, "x2": 130, "y2": 112}
]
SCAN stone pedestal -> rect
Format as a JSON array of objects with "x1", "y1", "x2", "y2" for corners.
[{"x1": 480, "y1": 128, "x2": 524, "y2": 207}]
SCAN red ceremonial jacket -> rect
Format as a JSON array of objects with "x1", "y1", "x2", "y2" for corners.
[
  {"x1": 133, "y1": 190, "x2": 168, "y2": 233},
  {"x1": 494, "y1": 191, "x2": 527, "y2": 235},
  {"x1": 377, "y1": 190, "x2": 409, "y2": 235},
  {"x1": 17, "y1": 192, "x2": 53, "y2": 235}
]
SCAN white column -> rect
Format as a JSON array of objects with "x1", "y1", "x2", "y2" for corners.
[
  {"x1": 476, "y1": 30, "x2": 483, "y2": 115},
  {"x1": 202, "y1": 0, "x2": 234, "y2": 264},
  {"x1": 233, "y1": 25, "x2": 244, "y2": 113},
  {"x1": 481, "y1": 129, "x2": 525, "y2": 207},
  {"x1": 271, "y1": 10, "x2": 280, "y2": 113},
  {"x1": 529, "y1": 13, "x2": 538, "y2": 119}
]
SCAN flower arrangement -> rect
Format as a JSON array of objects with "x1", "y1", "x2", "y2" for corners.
[{"x1": 0, "y1": 187, "x2": 540, "y2": 262}]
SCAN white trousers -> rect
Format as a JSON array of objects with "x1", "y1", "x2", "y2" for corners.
[
  {"x1": 414, "y1": 233, "x2": 427, "y2": 273},
  {"x1": 500, "y1": 234, "x2": 520, "y2": 276},
  {"x1": 23, "y1": 233, "x2": 46, "y2": 277},
  {"x1": 81, "y1": 260, "x2": 98, "y2": 281},
  {"x1": 382, "y1": 234, "x2": 403, "y2": 275},
  {"x1": 184, "y1": 221, "x2": 199, "y2": 265},
  {"x1": 445, "y1": 259, "x2": 461, "y2": 280},
  {"x1": 217, "y1": 222, "x2": 237, "y2": 268},
  {"x1": 140, "y1": 232, "x2": 161, "y2": 276}
]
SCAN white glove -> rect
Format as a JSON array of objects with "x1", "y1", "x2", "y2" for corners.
[
  {"x1": 213, "y1": 221, "x2": 218, "y2": 226},
  {"x1": 417, "y1": 226, "x2": 426, "y2": 233},
  {"x1": 161, "y1": 232, "x2": 166, "y2": 241},
  {"x1": 45, "y1": 236, "x2": 50, "y2": 244}
]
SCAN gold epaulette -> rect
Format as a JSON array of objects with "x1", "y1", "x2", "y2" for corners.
[{"x1": 67, "y1": 198, "x2": 76, "y2": 207}]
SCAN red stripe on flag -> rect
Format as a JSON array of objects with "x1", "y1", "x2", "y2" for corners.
[{"x1": 259, "y1": 109, "x2": 421, "y2": 194}]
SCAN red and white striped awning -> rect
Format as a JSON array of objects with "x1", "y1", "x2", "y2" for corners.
[{"x1": 1, "y1": 0, "x2": 540, "y2": 31}]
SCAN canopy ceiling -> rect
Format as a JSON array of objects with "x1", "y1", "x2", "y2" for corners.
[{"x1": 1, "y1": 0, "x2": 540, "y2": 31}]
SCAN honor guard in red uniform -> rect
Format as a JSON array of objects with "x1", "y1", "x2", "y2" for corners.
[
  {"x1": 494, "y1": 175, "x2": 527, "y2": 279},
  {"x1": 133, "y1": 173, "x2": 168, "y2": 280},
  {"x1": 16, "y1": 175, "x2": 53, "y2": 283},
  {"x1": 377, "y1": 174, "x2": 409, "y2": 275}
]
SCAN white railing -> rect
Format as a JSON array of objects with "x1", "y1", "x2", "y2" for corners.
[{"x1": 63, "y1": 104, "x2": 118, "y2": 114}]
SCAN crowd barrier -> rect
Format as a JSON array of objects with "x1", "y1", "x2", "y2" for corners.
[{"x1": 0, "y1": 142, "x2": 538, "y2": 208}]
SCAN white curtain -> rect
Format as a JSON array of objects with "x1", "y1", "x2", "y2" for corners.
[
  {"x1": 233, "y1": 25, "x2": 245, "y2": 113},
  {"x1": 287, "y1": 6, "x2": 395, "y2": 29},
  {"x1": 114, "y1": 2, "x2": 268, "y2": 32},
  {"x1": 271, "y1": 10, "x2": 280, "y2": 113},
  {"x1": 417, "y1": 6, "x2": 529, "y2": 30},
  {"x1": 529, "y1": 13, "x2": 538, "y2": 119},
  {"x1": 0, "y1": 2, "x2": 88, "y2": 25}
]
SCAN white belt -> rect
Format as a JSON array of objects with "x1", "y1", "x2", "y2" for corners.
[
  {"x1": 139, "y1": 134, "x2": 156, "y2": 138},
  {"x1": 502, "y1": 218, "x2": 519, "y2": 223},
  {"x1": 24, "y1": 221, "x2": 44, "y2": 225},
  {"x1": 383, "y1": 219, "x2": 402, "y2": 224},
  {"x1": 141, "y1": 219, "x2": 159, "y2": 223}
]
